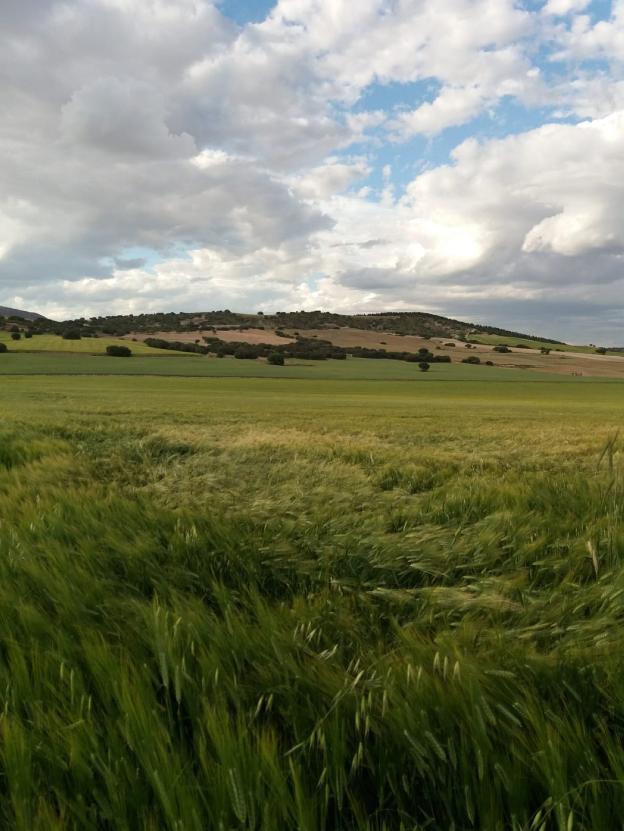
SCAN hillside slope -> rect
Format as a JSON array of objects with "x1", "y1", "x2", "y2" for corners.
[
  {"x1": 72, "y1": 309, "x2": 565, "y2": 343},
  {"x1": 0, "y1": 305, "x2": 45, "y2": 321}
]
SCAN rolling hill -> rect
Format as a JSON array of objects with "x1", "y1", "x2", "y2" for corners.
[{"x1": 0, "y1": 304, "x2": 46, "y2": 321}]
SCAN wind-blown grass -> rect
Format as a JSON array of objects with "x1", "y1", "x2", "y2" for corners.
[{"x1": 1, "y1": 374, "x2": 624, "y2": 829}]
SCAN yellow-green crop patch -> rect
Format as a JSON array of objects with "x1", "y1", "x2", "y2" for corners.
[
  {"x1": 0, "y1": 331, "x2": 182, "y2": 355},
  {"x1": 2, "y1": 371, "x2": 624, "y2": 829}
]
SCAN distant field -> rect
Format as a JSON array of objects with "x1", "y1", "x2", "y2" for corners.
[
  {"x1": 0, "y1": 332, "x2": 177, "y2": 355},
  {"x1": 0, "y1": 351, "x2": 608, "y2": 381},
  {"x1": 470, "y1": 332, "x2": 624, "y2": 354}
]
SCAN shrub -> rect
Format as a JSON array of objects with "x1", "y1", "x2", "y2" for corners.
[
  {"x1": 0, "y1": 343, "x2": 7, "y2": 353},
  {"x1": 234, "y1": 345, "x2": 259, "y2": 360},
  {"x1": 419, "y1": 361, "x2": 430, "y2": 372},
  {"x1": 595, "y1": 347, "x2": 607, "y2": 355},
  {"x1": 267, "y1": 353, "x2": 284, "y2": 366},
  {"x1": 493, "y1": 345, "x2": 511, "y2": 353},
  {"x1": 62, "y1": 329, "x2": 82, "y2": 340},
  {"x1": 24, "y1": 331, "x2": 32, "y2": 338},
  {"x1": 106, "y1": 345, "x2": 132, "y2": 357},
  {"x1": 10, "y1": 332, "x2": 20, "y2": 341},
  {"x1": 485, "y1": 360, "x2": 494, "y2": 366},
  {"x1": 462, "y1": 355, "x2": 481, "y2": 364}
]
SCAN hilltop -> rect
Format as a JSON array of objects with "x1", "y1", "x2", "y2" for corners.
[
  {"x1": 0, "y1": 305, "x2": 47, "y2": 322},
  {"x1": 66, "y1": 309, "x2": 566, "y2": 343}
]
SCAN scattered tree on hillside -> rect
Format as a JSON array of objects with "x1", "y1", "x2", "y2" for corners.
[{"x1": 62, "y1": 329, "x2": 82, "y2": 340}]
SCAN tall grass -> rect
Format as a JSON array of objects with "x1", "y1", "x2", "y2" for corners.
[{"x1": 1, "y1": 376, "x2": 624, "y2": 829}]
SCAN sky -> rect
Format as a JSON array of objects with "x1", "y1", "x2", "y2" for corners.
[{"x1": 1, "y1": 0, "x2": 623, "y2": 341}]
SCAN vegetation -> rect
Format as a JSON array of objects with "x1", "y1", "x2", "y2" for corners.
[
  {"x1": 106, "y1": 344, "x2": 132, "y2": 357},
  {"x1": 144, "y1": 337, "x2": 208, "y2": 355},
  {"x1": 0, "y1": 342, "x2": 7, "y2": 353},
  {"x1": 1, "y1": 371, "x2": 624, "y2": 829},
  {"x1": 142, "y1": 335, "x2": 455, "y2": 365},
  {"x1": 62, "y1": 328, "x2": 82, "y2": 340},
  {"x1": 55, "y1": 309, "x2": 566, "y2": 344},
  {"x1": 0, "y1": 333, "x2": 175, "y2": 356}
]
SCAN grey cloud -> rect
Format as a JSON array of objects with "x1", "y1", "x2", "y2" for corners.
[
  {"x1": 114, "y1": 257, "x2": 147, "y2": 270},
  {"x1": 61, "y1": 77, "x2": 196, "y2": 159}
]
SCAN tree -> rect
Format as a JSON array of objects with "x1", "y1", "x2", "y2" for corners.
[
  {"x1": 62, "y1": 329, "x2": 82, "y2": 340},
  {"x1": 106, "y1": 345, "x2": 132, "y2": 357},
  {"x1": 419, "y1": 361, "x2": 430, "y2": 372},
  {"x1": 267, "y1": 352, "x2": 284, "y2": 366},
  {"x1": 11, "y1": 332, "x2": 20, "y2": 341},
  {"x1": 0, "y1": 343, "x2": 7, "y2": 353}
]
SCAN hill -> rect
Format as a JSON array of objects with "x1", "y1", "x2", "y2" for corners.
[
  {"x1": 0, "y1": 304, "x2": 46, "y2": 322},
  {"x1": 67, "y1": 309, "x2": 565, "y2": 343}
]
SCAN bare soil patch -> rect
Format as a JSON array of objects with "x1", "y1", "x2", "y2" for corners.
[{"x1": 129, "y1": 328, "x2": 294, "y2": 346}]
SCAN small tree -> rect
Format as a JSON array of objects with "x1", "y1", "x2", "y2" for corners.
[
  {"x1": 11, "y1": 332, "x2": 20, "y2": 341},
  {"x1": 24, "y1": 331, "x2": 33, "y2": 339},
  {"x1": 419, "y1": 361, "x2": 430, "y2": 372},
  {"x1": 0, "y1": 343, "x2": 7, "y2": 353},
  {"x1": 267, "y1": 352, "x2": 284, "y2": 366},
  {"x1": 106, "y1": 345, "x2": 132, "y2": 357}
]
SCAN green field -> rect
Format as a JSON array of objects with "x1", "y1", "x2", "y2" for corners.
[
  {"x1": 1, "y1": 351, "x2": 620, "y2": 382},
  {"x1": 3, "y1": 367, "x2": 624, "y2": 829},
  {"x1": 0, "y1": 332, "x2": 176, "y2": 355},
  {"x1": 0, "y1": 352, "x2": 548, "y2": 380}
]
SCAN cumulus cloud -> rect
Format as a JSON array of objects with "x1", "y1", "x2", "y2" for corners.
[{"x1": 0, "y1": 0, "x2": 623, "y2": 341}]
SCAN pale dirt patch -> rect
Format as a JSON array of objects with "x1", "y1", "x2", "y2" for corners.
[
  {"x1": 128, "y1": 328, "x2": 295, "y2": 346},
  {"x1": 283, "y1": 327, "x2": 436, "y2": 352}
]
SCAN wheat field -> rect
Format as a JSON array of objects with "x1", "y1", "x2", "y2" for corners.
[{"x1": 1, "y1": 371, "x2": 624, "y2": 829}]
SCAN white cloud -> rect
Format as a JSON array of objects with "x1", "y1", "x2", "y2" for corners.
[
  {"x1": 0, "y1": 0, "x2": 623, "y2": 341},
  {"x1": 543, "y1": 0, "x2": 591, "y2": 16}
]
